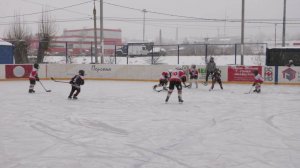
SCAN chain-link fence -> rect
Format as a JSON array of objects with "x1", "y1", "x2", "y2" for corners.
[{"x1": 28, "y1": 41, "x2": 267, "y2": 65}]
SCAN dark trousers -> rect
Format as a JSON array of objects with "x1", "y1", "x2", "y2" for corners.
[
  {"x1": 211, "y1": 78, "x2": 223, "y2": 90},
  {"x1": 205, "y1": 71, "x2": 213, "y2": 82},
  {"x1": 68, "y1": 86, "x2": 81, "y2": 98}
]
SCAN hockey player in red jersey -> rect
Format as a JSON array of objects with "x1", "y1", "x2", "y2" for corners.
[
  {"x1": 180, "y1": 72, "x2": 189, "y2": 88},
  {"x1": 153, "y1": 71, "x2": 169, "y2": 91},
  {"x1": 28, "y1": 63, "x2": 39, "y2": 93},
  {"x1": 252, "y1": 70, "x2": 264, "y2": 93},
  {"x1": 188, "y1": 64, "x2": 199, "y2": 88},
  {"x1": 68, "y1": 70, "x2": 85, "y2": 99},
  {"x1": 165, "y1": 67, "x2": 185, "y2": 103},
  {"x1": 209, "y1": 68, "x2": 223, "y2": 91}
]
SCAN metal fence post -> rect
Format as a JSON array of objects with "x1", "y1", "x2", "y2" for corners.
[
  {"x1": 114, "y1": 45, "x2": 117, "y2": 64},
  {"x1": 177, "y1": 44, "x2": 180, "y2": 65},
  {"x1": 151, "y1": 48, "x2": 154, "y2": 64},
  {"x1": 65, "y1": 42, "x2": 68, "y2": 64},
  {"x1": 90, "y1": 42, "x2": 93, "y2": 63},
  {"x1": 205, "y1": 44, "x2": 208, "y2": 64},
  {"x1": 234, "y1": 44, "x2": 237, "y2": 65}
]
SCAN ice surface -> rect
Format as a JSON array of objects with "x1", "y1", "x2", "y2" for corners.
[{"x1": 0, "y1": 80, "x2": 300, "y2": 168}]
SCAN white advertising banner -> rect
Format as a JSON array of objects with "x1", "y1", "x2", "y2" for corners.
[{"x1": 278, "y1": 66, "x2": 300, "y2": 84}]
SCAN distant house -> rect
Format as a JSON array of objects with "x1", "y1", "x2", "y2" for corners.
[{"x1": 282, "y1": 68, "x2": 297, "y2": 81}]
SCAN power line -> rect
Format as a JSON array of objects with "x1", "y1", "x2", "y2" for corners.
[
  {"x1": 102, "y1": 1, "x2": 300, "y2": 24},
  {"x1": 20, "y1": 0, "x2": 92, "y2": 17},
  {"x1": 0, "y1": 0, "x2": 94, "y2": 19}
]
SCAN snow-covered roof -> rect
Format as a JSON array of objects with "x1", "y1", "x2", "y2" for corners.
[{"x1": 0, "y1": 39, "x2": 12, "y2": 46}]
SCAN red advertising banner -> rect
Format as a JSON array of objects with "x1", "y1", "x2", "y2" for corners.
[
  {"x1": 228, "y1": 66, "x2": 262, "y2": 82},
  {"x1": 5, "y1": 65, "x2": 33, "y2": 78}
]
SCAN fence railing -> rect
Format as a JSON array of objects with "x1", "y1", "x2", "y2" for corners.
[{"x1": 36, "y1": 42, "x2": 268, "y2": 65}]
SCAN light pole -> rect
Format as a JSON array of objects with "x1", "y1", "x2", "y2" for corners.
[
  {"x1": 282, "y1": 0, "x2": 287, "y2": 47},
  {"x1": 241, "y1": 0, "x2": 245, "y2": 65},
  {"x1": 142, "y1": 9, "x2": 147, "y2": 42},
  {"x1": 99, "y1": 0, "x2": 104, "y2": 64},
  {"x1": 93, "y1": 0, "x2": 98, "y2": 63}
]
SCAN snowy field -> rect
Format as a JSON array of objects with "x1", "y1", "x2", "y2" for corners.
[{"x1": 0, "y1": 80, "x2": 300, "y2": 168}]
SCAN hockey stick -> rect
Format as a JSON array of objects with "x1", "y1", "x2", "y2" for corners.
[
  {"x1": 245, "y1": 86, "x2": 254, "y2": 94},
  {"x1": 183, "y1": 84, "x2": 191, "y2": 88},
  {"x1": 154, "y1": 87, "x2": 167, "y2": 92},
  {"x1": 38, "y1": 81, "x2": 51, "y2": 92},
  {"x1": 50, "y1": 77, "x2": 69, "y2": 83},
  {"x1": 153, "y1": 86, "x2": 168, "y2": 92}
]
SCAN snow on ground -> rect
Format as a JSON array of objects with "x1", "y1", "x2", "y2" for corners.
[
  {"x1": 43, "y1": 55, "x2": 265, "y2": 66},
  {"x1": 0, "y1": 80, "x2": 299, "y2": 168}
]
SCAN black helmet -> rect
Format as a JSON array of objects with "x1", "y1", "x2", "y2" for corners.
[
  {"x1": 253, "y1": 70, "x2": 258, "y2": 75},
  {"x1": 191, "y1": 64, "x2": 196, "y2": 69},
  {"x1": 79, "y1": 70, "x2": 85, "y2": 76},
  {"x1": 210, "y1": 57, "x2": 214, "y2": 62},
  {"x1": 33, "y1": 63, "x2": 39, "y2": 69}
]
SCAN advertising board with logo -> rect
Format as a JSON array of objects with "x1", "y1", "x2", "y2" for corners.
[
  {"x1": 264, "y1": 66, "x2": 274, "y2": 83},
  {"x1": 228, "y1": 66, "x2": 262, "y2": 82},
  {"x1": 279, "y1": 66, "x2": 300, "y2": 83},
  {"x1": 5, "y1": 65, "x2": 33, "y2": 78}
]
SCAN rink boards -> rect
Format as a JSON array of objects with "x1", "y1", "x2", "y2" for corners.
[{"x1": 0, "y1": 64, "x2": 300, "y2": 85}]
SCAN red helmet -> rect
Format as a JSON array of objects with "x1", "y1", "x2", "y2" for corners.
[{"x1": 162, "y1": 71, "x2": 168, "y2": 76}]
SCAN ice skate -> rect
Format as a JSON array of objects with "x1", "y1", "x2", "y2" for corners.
[
  {"x1": 28, "y1": 89, "x2": 35, "y2": 93},
  {"x1": 165, "y1": 96, "x2": 169, "y2": 103},
  {"x1": 178, "y1": 96, "x2": 184, "y2": 103}
]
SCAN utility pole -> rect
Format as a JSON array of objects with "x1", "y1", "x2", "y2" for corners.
[
  {"x1": 100, "y1": 0, "x2": 104, "y2": 63},
  {"x1": 176, "y1": 27, "x2": 178, "y2": 44},
  {"x1": 241, "y1": 0, "x2": 245, "y2": 65},
  {"x1": 159, "y1": 29, "x2": 162, "y2": 44},
  {"x1": 282, "y1": 0, "x2": 286, "y2": 47},
  {"x1": 93, "y1": 0, "x2": 98, "y2": 63},
  {"x1": 274, "y1": 23, "x2": 277, "y2": 47},
  {"x1": 142, "y1": 9, "x2": 147, "y2": 42}
]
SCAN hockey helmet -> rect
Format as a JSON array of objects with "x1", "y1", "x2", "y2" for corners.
[
  {"x1": 191, "y1": 64, "x2": 196, "y2": 69},
  {"x1": 79, "y1": 70, "x2": 85, "y2": 76},
  {"x1": 289, "y1": 59, "x2": 293, "y2": 64},
  {"x1": 33, "y1": 63, "x2": 39, "y2": 69},
  {"x1": 162, "y1": 71, "x2": 168, "y2": 76},
  {"x1": 210, "y1": 57, "x2": 214, "y2": 62},
  {"x1": 253, "y1": 70, "x2": 258, "y2": 75}
]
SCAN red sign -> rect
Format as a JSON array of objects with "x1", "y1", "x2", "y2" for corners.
[
  {"x1": 228, "y1": 66, "x2": 262, "y2": 82},
  {"x1": 5, "y1": 65, "x2": 33, "y2": 78}
]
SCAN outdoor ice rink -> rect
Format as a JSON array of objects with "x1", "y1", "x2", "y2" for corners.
[{"x1": 0, "y1": 80, "x2": 300, "y2": 168}]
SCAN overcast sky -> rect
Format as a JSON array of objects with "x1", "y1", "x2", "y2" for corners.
[{"x1": 1, "y1": 0, "x2": 300, "y2": 42}]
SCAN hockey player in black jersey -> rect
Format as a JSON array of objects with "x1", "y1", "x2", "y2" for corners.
[
  {"x1": 68, "y1": 70, "x2": 85, "y2": 99},
  {"x1": 209, "y1": 68, "x2": 223, "y2": 91}
]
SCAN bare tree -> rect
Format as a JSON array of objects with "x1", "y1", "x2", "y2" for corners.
[
  {"x1": 37, "y1": 10, "x2": 56, "y2": 63},
  {"x1": 144, "y1": 56, "x2": 164, "y2": 65},
  {"x1": 6, "y1": 15, "x2": 31, "y2": 64}
]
